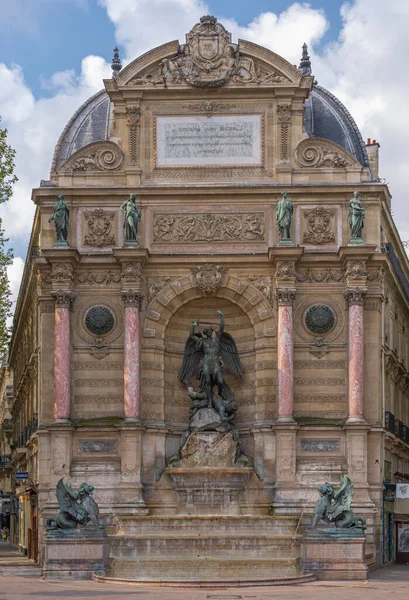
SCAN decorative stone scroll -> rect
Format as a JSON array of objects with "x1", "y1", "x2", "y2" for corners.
[
  {"x1": 303, "y1": 207, "x2": 336, "y2": 245},
  {"x1": 59, "y1": 141, "x2": 124, "y2": 172},
  {"x1": 83, "y1": 208, "x2": 116, "y2": 248},
  {"x1": 295, "y1": 138, "x2": 358, "y2": 169},
  {"x1": 345, "y1": 260, "x2": 368, "y2": 280},
  {"x1": 276, "y1": 262, "x2": 296, "y2": 280},
  {"x1": 153, "y1": 212, "x2": 265, "y2": 243}
]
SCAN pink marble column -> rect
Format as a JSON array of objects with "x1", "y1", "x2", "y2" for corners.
[
  {"x1": 275, "y1": 288, "x2": 296, "y2": 423},
  {"x1": 51, "y1": 290, "x2": 75, "y2": 421},
  {"x1": 122, "y1": 290, "x2": 143, "y2": 421},
  {"x1": 344, "y1": 287, "x2": 367, "y2": 423}
]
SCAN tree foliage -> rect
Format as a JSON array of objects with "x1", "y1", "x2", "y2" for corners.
[{"x1": 0, "y1": 118, "x2": 16, "y2": 357}]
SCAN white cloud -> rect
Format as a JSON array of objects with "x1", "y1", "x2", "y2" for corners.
[
  {"x1": 7, "y1": 257, "x2": 25, "y2": 326},
  {"x1": 0, "y1": 55, "x2": 111, "y2": 239}
]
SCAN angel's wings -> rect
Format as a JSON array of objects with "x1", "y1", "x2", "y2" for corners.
[
  {"x1": 332, "y1": 475, "x2": 354, "y2": 515},
  {"x1": 56, "y1": 478, "x2": 78, "y2": 518},
  {"x1": 220, "y1": 332, "x2": 244, "y2": 378},
  {"x1": 179, "y1": 335, "x2": 204, "y2": 385}
]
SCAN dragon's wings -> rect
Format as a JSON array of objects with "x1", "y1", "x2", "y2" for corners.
[
  {"x1": 179, "y1": 334, "x2": 204, "y2": 385},
  {"x1": 55, "y1": 478, "x2": 78, "y2": 517},
  {"x1": 220, "y1": 332, "x2": 244, "y2": 378},
  {"x1": 333, "y1": 475, "x2": 354, "y2": 512}
]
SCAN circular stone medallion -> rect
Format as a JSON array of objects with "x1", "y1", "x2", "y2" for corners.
[
  {"x1": 305, "y1": 305, "x2": 335, "y2": 334},
  {"x1": 85, "y1": 306, "x2": 115, "y2": 336}
]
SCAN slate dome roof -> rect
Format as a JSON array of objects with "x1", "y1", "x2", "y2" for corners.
[{"x1": 51, "y1": 47, "x2": 369, "y2": 171}]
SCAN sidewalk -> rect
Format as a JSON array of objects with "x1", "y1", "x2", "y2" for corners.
[{"x1": 0, "y1": 541, "x2": 408, "y2": 600}]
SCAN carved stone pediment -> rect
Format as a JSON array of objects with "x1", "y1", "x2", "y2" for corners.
[
  {"x1": 115, "y1": 16, "x2": 301, "y2": 90},
  {"x1": 57, "y1": 141, "x2": 124, "y2": 173},
  {"x1": 295, "y1": 137, "x2": 362, "y2": 169}
]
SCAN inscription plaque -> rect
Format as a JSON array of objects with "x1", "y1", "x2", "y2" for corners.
[
  {"x1": 157, "y1": 115, "x2": 261, "y2": 166},
  {"x1": 78, "y1": 440, "x2": 117, "y2": 453}
]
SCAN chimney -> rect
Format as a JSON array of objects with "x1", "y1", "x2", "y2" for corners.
[{"x1": 365, "y1": 138, "x2": 380, "y2": 178}]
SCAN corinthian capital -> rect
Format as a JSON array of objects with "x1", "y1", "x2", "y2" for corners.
[
  {"x1": 51, "y1": 290, "x2": 76, "y2": 309},
  {"x1": 344, "y1": 287, "x2": 367, "y2": 306},
  {"x1": 275, "y1": 287, "x2": 296, "y2": 306},
  {"x1": 122, "y1": 289, "x2": 143, "y2": 308}
]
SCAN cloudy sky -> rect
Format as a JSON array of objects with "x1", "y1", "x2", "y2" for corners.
[{"x1": 0, "y1": 0, "x2": 407, "y2": 308}]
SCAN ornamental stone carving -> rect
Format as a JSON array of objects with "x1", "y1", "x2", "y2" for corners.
[
  {"x1": 296, "y1": 268, "x2": 345, "y2": 283},
  {"x1": 275, "y1": 262, "x2": 296, "y2": 280},
  {"x1": 192, "y1": 264, "x2": 225, "y2": 295},
  {"x1": 295, "y1": 138, "x2": 357, "y2": 169},
  {"x1": 122, "y1": 289, "x2": 144, "y2": 307},
  {"x1": 121, "y1": 262, "x2": 143, "y2": 282},
  {"x1": 76, "y1": 270, "x2": 121, "y2": 285},
  {"x1": 126, "y1": 104, "x2": 140, "y2": 165},
  {"x1": 153, "y1": 213, "x2": 265, "y2": 243},
  {"x1": 345, "y1": 260, "x2": 368, "y2": 280},
  {"x1": 83, "y1": 208, "x2": 116, "y2": 247},
  {"x1": 51, "y1": 290, "x2": 76, "y2": 309},
  {"x1": 303, "y1": 207, "x2": 336, "y2": 245},
  {"x1": 305, "y1": 305, "x2": 335, "y2": 334},
  {"x1": 246, "y1": 276, "x2": 274, "y2": 305},
  {"x1": 277, "y1": 103, "x2": 291, "y2": 163},
  {"x1": 61, "y1": 141, "x2": 124, "y2": 172},
  {"x1": 344, "y1": 287, "x2": 367, "y2": 306},
  {"x1": 50, "y1": 263, "x2": 74, "y2": 282},
  {"x1": 275, "y1": 288, "x2": 296, "y2": 306},
  {"x1": 147, "y1": 277, "x2": 171, "y2": 304}
]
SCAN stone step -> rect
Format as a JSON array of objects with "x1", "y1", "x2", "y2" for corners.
[
  {"x1": 115, "y1": 515, "x2": 298, "y2": 537},
  {"x1": 110, "y1": 557, "x2": 301, "y2": 582},
  {"x1": 110, "y1": 534, "x2": 300, "y2": 559}
]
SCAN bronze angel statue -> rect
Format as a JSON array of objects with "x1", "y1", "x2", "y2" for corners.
[
  {"x1": 46, "y1": 478, "x2": 101, "y2": 530},
  {"x1": 179, "y1": 308, "x2": 244, "y2": 421},
  {"x1": 312, "y1": 475, "x2": 366, "y2": 529}
]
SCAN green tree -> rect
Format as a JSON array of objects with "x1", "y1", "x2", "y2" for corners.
[{"x1": 0, "y1": 118, "x2": 16, "y2": 356}]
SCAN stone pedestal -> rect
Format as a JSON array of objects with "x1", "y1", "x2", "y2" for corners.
[
  {"x1": 43, "y1": 528, "x2": 109, "y2": 579},
  {"x1": 300, "y1": 528, "x2": 367, "y2": 580}
]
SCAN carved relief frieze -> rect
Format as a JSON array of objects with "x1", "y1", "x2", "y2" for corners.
[
  {"x1": 73, "y1": 395, "x2": 122, "y2": 404},
  {"x1": 367, "y1": 267, "x2": 384, "y2": 283},
  {"x1": 181, "y1": 101, "x2": 237, "y2": 116},
  {"x1": 73, "y1": 361, "x2": 121, "y2": 370},
  {"x1": 296, "y1": 268, "x2": 345, "y2": 283},
  {"x1": 295, "y1": 360, "x2": 346, "y2": 369},
  {"x1": 83, "y1": 208, "x2": 116, "y2": 247},
  {"x1": 192, "y1": 264, "x2": 225, "y2": 295},
  {"x1": 295, "y1": 377, "x2": 345, "y2": 386},
  {"x1": 153, "y1": 212, "x2": 265, "y2": 243},
  {"x1": 60, "y1": 141, "x2": 124, "y2": 172},
  {"x1": 303, "y1": 206, "x2": 336, "y2": 245},
  {"x1": 295, "y1": 138, "x2": 358, "y2": 169},
  {"x1": 74, "y1": 379, "x2": 123, "y2": 387},
  {"x1": 76, "y1": 270, "x2": 121, "y2": 285}
]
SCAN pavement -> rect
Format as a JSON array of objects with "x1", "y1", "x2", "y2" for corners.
[{"x1": 0, "y1": 542, "x2": 408, "y2": 600}]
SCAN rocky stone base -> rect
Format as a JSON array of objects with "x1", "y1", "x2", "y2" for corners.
[
  {"x1": 42, "y1": 528, "x2": 109, "y2": 579},
  {"x1": 300, "y1": 527, "x2": 368, "y2": 580}
]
